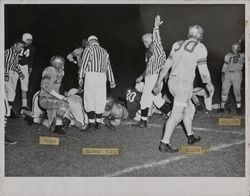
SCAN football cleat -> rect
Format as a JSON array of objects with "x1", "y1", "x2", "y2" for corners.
[
  {"x1": 187, "y1": 134, "x2": 201, "y2": 145},
  {"x1": 80, "y1": 123, "x2": 95, "y2": 132},
  {"x1": 132, "y1": 120, "x2": 147, "y2": 128},
  {"x1": 236, "y1": 108, "x2": 242, "y2": 115},
  {"x1": 159, "y1": 142, "x2": 178, "y2": 153},
  {"x1": 217, "y1": 108, "x2": 224, "y2": 113},
  {"x1": 225, "y1": 104, "x2": 231, "y2": 113},
  {"x1": 53, "y1": 125, "x2": 66, "y2": 135},
  {"x1": 62, "y1": 117, "x2": 71, "y2": 130},
  {"x1": 103, "y1": 118, "x2": 116, "y2": 131},
  {"x1": 10, "y1": 110, "x2": 20, "y2": 119}
]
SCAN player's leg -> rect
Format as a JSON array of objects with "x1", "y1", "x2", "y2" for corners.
[
  {"x1": 39, "y1": 97, "x2": 69, "y2": 134},
  {"x1": 232, "y1": 72, "x2": 243, "y2": 114},
  {"x1": 153, "y1": 94, "x2": 172, "y2": 117},
  {"x1": 159, "y1": 78, "x2": 190, "y2": 153},
  {"x1": 19, "y1": 65, "x2": 29, "y2": 110},
  {"x1": 83, "y1": 72, "x2": 97, "y2": 131},
  {"x1": 67, "y1": 94, "x2": 88, "y2": 130},
  {"x1": 183, "y1": 101, "x2": 200, "y2": 144},
  {"x1": 94, "y1": 73, "x2": 107, "y2": 130},
  {"x1": 133, "y1": 75, "x2": 158, "y2": 128},
  {"x1": 219, "y1": 74, "x2": 231, "y2": 113},
  {"x1": 4, "y1": 93, "x2": 17, "y2": 145},
  {"x1": 7, "y1": 70, "x2": 19, "y2": 118}
]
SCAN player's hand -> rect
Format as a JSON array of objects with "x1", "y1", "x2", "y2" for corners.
[
  {"x1": 205, "y1": 82, "x2": 214, "y2": 97},
  {"x1": 4, "y1": 74, "x2": 9, "y2": 82},
  {"x1": 73, "y1": 60, "x2": 77, "y2": 64},
  {"x1": 110, "y1": 83, "x2": 116, "y2": 89},
  {"x1": 154, "y1": 15, "x2": 163, "y2": 28},
  {"x1": 136, "y1": 76, "x2": 143, "y2": 83},
  {"x1": 79, "y1": 78, "x2": 84, "y2": 87},
  {"x1": 152, "y1": 83, "x2": 161, "y2": 96},
  {"x1": 19, "y1": 73, "x2": 25, "y2": 80}
]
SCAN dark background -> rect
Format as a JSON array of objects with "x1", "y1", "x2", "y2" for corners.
[{"x1": 5, "y1": 4, "x2": 245, "y2": 104}]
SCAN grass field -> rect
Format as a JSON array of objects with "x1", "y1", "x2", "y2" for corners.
[{"x1": 5, "y1": 108, "x2": 245, "y2": 177}]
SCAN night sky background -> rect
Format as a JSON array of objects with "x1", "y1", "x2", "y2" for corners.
[{"x1": 4, "y1": 4, "x2": 245, "y2": 105}]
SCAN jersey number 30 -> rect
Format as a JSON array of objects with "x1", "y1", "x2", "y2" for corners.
[
  {"x1": 174, "y1": 40, "x2": 198, "y2": 53},
  {"x1": 126, "y1": 90, "x2": 136, "y2": 102}
]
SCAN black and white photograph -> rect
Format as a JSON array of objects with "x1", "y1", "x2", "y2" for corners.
[{"x1": 1, "y1": 0, "x2": 249, "y2": 195}]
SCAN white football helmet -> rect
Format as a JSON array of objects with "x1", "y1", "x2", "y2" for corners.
[
  {"x1": 187, "y1": 25, "x2": 203, "y2": 41},
  {"x1": 232, "y1": 42, "x2": 241, "y2": 54},
  {"x1": 22, "y1": 33, "x2": 33, "y2": 45},
  {"x1": 50, "y1": 55, "x2": 65, "y2": 71}
]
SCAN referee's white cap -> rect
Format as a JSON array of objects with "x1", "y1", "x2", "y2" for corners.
[
  {"x1": 22, "y1": 33, "x2": 33, "y2": 41},
  {"x1": 87, "y1": 35, "x2": 98, "y2": 41}
]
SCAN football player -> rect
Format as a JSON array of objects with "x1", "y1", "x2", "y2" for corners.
[
  {"x1": 153, "y1": 25, "x2": 214, "y2": 153},
  {"x1": 18, "y1": 33, "x2": 36, "y2": 111},
  {"x1": 21, "y1": 88, "x2": 89, "y2": 131},
  {"x1": 218, "y1": 42, "x2": 245, "y2": 114},
  {"x1": 38, "y1": 55, "x2": 71, "y2": 135},
  {"x1": 67, "y1": 38, "x2": 88, "y2": 69}
]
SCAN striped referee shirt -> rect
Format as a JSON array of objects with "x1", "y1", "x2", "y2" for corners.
[
  {"x1": 145, "y1": 27, "x2": 167, "y2": 76},
  {"x1": 79, "y1": 43, "x2": 115, "y2": 84},
  {"x1": 5, "y1": 47, "x2": 22, "y2": 75}
]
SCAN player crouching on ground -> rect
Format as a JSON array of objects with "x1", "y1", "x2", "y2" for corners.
[
  {"x1": 38, "y1": 56, "x2": 71, "y2": 135},
  {"x1": 22, "y1": 88, "x2": 89, "y2": 132}
]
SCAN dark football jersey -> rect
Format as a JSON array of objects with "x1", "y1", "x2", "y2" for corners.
[
  {"x1": 122, "y1": 87, "x2": 142, "y2": 119},
  {"x1": 19, "y1": 45, "x2": 35, "y2": 67}
]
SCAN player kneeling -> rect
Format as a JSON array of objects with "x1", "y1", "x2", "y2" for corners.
[{"x1": 22, "y1": 87, "x2": 89, "y2": 133}]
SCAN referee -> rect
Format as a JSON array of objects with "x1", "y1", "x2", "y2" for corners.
[
  {"x1": 5, "y1": 39, "x2": 25, "y2": 118},
  {"x1": 79, "y1": 35, "x2": 116, "y2": 131},
  {"x1": 133, "y1": 15, "x2": 167, "y2": 128}
]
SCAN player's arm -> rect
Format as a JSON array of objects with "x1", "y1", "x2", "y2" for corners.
[
  {"x1": 67, "y1": 48, "x2": 81, "y2": 64},
  {"x1": 221, "y1": 54, "x2": 229, "y2": 82},
  {"x1": 4, "y1": 50, "x2": 10, "y2": 81},
  {"x1": 28, "y1": 46, "x2": 36, "y2": 72},
  {"x1": 197, "y1": 45, "x2": 214, "y2": 96},
  {"x1": 78, "y1": 47, "x2": 91, "y2": 87},
  {"x1": 41, "y1": 68, "x2": 66, "y2": 100},
  {"x1": 152, "y1": 46, "x2": 174, "y2": 95},
  {"x1": 106, "y1": 55, "x2": 116, "y2": 88},
  {"x1": 153, "y1": 15, "x2": 165, "y2": 56},
  {"x1": 136, "y1": 70, "x2": 146, "y2": 83}
]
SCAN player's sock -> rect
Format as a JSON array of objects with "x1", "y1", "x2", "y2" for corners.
[
  {"x1": 55, "y1": 117, "x2": 63, "y2": 126},
  {"x1": 141, "y1": 108, "x2": 148, "y2": 121},
  {"x1": 21, "y1": 91, "x2": 28, "y2": 108},
  {"x1": 8, "y1": 101, "x2": 13, "y2": 110},
  {"x1": 236, "y1": 102, "x2": 241, "y2": 109},
  {"x1": 87, "y1": 111, "x2": 95, "y2": 124},
  {"x1": 159, "y1": 102, "x2": 172, "y2": 117},
  {"x1": 191, "y1": 94, "x2": 200, "y2": 108},
  {"x1": 95, "y1": 113, "x2": 102, "y2": 123}
]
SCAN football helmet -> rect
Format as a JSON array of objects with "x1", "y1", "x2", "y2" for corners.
[
  {"x1": 105, "y1": 97, "x2": 115, "y2": 111},
  {"x1": 50, "y1": 55, "x2": 65, "y2": 71},
  {"x1": 232, "y1": 42, "x2": 241, "y2": 54},
  {"x1": 187, "y1": 25, "x2": 203, "y2": 41},
  {"x1": 22, "y1": 33, "x2": 33, "y2": 45}
]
